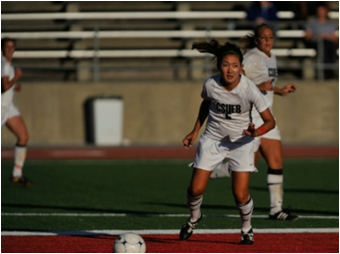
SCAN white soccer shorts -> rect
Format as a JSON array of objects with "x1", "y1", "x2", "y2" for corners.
[
  {"x1": 191, "y1": 134, "x2": 258, "y2": 173},
  {"x1": 252, "y1": 115, "x2": 281, "y2": 152},
  {"x1": 1, "y1": 103, "x2": 20, "y2": 127}
]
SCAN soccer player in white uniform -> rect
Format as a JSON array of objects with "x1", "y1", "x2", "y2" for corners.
[
  {"x1": 179, "y1": 40, "x2": 275, "y2": 245},
  {"x1": 210, "y1": 24, "x2": 298, "y2": 221},
  {"x1": 1, "y1": 37, "x2": 32, "y2": 187}
]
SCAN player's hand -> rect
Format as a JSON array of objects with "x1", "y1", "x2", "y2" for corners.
[
  {"x1": 182, "y1": 132, "x2": 197, "y2": 150},
  {"x1": 242, "y1": 122, "x2": 256, "y2": 137},
  {"x1": 14, "y1": 83, "x2": 22, "y2": 92},
  {"x1": 280, "y1": 83, "x2": 296, "y2": 96}
]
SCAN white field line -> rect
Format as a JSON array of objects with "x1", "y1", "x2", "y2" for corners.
[
  {"x1": 1, "y1": 213, "x2": 338, "y2": 219},
  {"x1": 1, "y1": 228, "x2": 338, "y2": 236}
]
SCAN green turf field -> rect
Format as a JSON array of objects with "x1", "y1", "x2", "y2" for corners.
[{"x1": 1, "y1": 158, "x2": 338, "y2": 232}]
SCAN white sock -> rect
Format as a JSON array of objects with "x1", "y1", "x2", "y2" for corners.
[
  {"x1": 187, "y1": 191, "x2": 203, "y2": 223},
  {"x1": 267, "y1": 169, "x2": 283, "y2": 215},
  {"x1": 237, "y1": 197, "x2": 253, "y2": 233},
  {"x1": 210, "y1": 161, "x2": 231, "y2": 179},
  {"x1": 12, "y1": 145, "x2": 27, "y2": 177}
]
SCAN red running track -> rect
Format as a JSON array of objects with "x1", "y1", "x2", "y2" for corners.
[
  {"x1": 1, "y1": 233, "x2": 339, "y2": 253},
  {"x1": 1, "y1": 145, "x2": 338, "y2": 160}
]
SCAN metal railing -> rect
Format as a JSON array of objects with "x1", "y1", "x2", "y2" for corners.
[
  {"x1": 1, "y1": 11, "x2": 338, "y2": 20},
  {"x1": 1, "y1": 13, "x2": 338, "y2": 81}
]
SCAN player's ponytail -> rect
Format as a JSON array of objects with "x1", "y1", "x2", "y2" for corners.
[
  {"x1": 192, "y1": 39, "x2": 243, "y2": 70},
  {"x1": 192, "y1": 39, "x2": 221, "y2": 57},
  {"x1": 239, "y1": 34, "x2": 256, "y2": 54}
]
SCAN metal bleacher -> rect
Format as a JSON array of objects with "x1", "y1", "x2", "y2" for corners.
[{"x1": 1, "y1": 1, "x2": 339, "y2": 82}]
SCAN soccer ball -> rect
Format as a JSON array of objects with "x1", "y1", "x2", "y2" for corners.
[{"x1": 113, "y1": 232, "x2": 146, "y2": 253}]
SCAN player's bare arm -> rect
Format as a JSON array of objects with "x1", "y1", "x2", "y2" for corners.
[
  {"x1": 1, "y1": 68, "x2": 23, "y2": 91},
  {"x1": 274, "y1": 83, "x2": 297, "y2": 96},
  {"x1": 182, "y1": 99, "x2": 210, "y2": 149},
  {"x1": 256, "y1": 80, "x2": 273, "y2": 92},
  {"x1": 243, "y1": 108, "x2": 275, "y2": 137}
]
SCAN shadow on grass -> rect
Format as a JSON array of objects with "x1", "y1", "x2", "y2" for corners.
[
  {"x1": 250, "y1": 186, "x2": 339, "y2": 195},
  {"x1": 144, "y1": 202, "x2": 339, "y2": 216},
  {"x1": 2, "y1": 200, "x2": 338, "y2": 216},
  {"x1": 1, "y1": 203, "x2": 171, "y2": 215}
]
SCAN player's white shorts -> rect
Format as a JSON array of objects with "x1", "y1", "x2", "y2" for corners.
[
  {"x1": 191, "y1": 134, "x2": 258, "y2": 173},
  {"x1": 1, "y1": 103, "x2": 20, "y2": 127},
  {"x1": 253, "y1": 115, "x2": 281, "y2": 151}
]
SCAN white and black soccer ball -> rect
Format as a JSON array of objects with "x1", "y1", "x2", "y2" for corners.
[{"x1": 113, "y1": 232, "x2": 146, "y2": 253}]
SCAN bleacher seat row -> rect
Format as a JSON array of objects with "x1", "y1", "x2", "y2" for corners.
[{"x1": 1, "y1": 2, "x2": 338, "y2": 81}]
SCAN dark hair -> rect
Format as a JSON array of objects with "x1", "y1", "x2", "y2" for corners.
[
  {"x1": 239, "y1": 23, "x2": 274, "y2": 53},
  {"x1": 318, "y1": 2, "x2": 330, "y2": 11},
  {"x1": 192, "y1": 39, "x2": 243, "y2": 70},
  {"x1": 1, "y1": 37, "x2": 16, "y2": 49}
]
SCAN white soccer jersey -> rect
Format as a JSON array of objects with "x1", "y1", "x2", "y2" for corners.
[
  {"x1": 243, "y1": 47, "x2": 278, "y2": 116},
  {"x1": 201, "y1": 73, "x2": 268, "y2": 143},
  {"x1": 1, "y1": 55, "x2": 15, "y2": 108}
]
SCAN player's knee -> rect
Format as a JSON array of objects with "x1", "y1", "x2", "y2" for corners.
[
  {"x1": 268, "y1": 159, "x2": 283, "y2": 169},
  {"x1": 234, "y1": 192, "x2": 249, "y2": 205},
  {"x1": 18, "y1": 133, "x2": 29, "y2": 145},
  {"x1": 188, "y1": 186, "x2": 205, "y2": 197}
]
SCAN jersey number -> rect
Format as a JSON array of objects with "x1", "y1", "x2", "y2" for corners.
[{"x1": 225, "y1": 113, "x2": 232, "y2": 120}]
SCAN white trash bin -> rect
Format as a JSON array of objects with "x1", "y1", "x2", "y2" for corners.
[{"x1": 84, "y1": 96, "x2": 123, "y2": 146}]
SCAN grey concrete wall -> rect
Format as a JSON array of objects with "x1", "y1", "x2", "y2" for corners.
[{"x1": 1, "y1": 80, "x2": 338, "y2": 146}]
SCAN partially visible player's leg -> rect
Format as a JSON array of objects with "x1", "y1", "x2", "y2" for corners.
[
  {"x1": 180, "y1": 168, "x2": 210, "y2": 240},
  {"x1": 232, "y1": 172, "x2": 254, "y2": 245},
  {"x1": 6, "y1": 115, "x2": 32, "y2": 186},
  {"x1": 187, "y1": 168, "x2": 210, "y2": 221},
  {"x1": 260, "y1": 138, "x2": 298, "y2": 220},
  {"x1": 180, "y1": 135, "x2": 225, "y2": 240},
  {"x1": 260, "y1": 138, "x2": 283, "y2": 215},
  {"x1": 6, "y1": 115, "x2": 29, "y2": 146},
  {"x1": 259, "y1": 138, "x2": 283, "y2": 169},
  {"x1": 229, "y1": 141, "x2": 256, "y2": 244}
]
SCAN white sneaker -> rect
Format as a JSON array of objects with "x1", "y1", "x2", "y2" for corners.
[{"x1": 210, "y1": 161, "x2": 231, "y2": 179}]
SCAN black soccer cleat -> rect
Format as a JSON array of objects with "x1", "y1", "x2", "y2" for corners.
[
  {"x1": 179, "y1": 213, "x2": 203, "y2": 240},
  {"x1": 268, "y1": 209, "x2": 299, "y2": 221},
  {"x1": 240, "y1": 228, "x2": 254, "y2": 245},
  {"x1": 10, "y1": 175, "x2": 33, "y2": 187}
]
